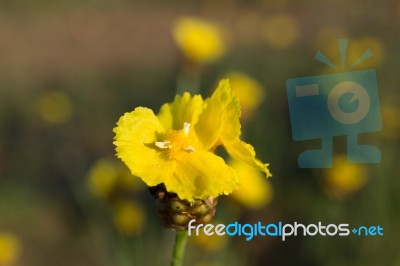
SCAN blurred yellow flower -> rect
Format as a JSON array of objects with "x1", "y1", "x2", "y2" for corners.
[
  {"x1": 227, "y1": 71, "x2": 265, "y2": 119},
  {"x1": 230, "y1": 159, "x2": 273, "y2": 209},
  {"x1": 37, "y1": 90, "x2": 73, "y2": 124},
  {"x1": 173, "y1": 17, "x2": 226, "y2": 64},
  {"x1": 189, "y1": 221, "x2": 228, "y2": 251},
  {"x1": 0, "y1": 233, "x2": 20, "y2": 266},
  {"x1": 380, "y1": 100, "x2": 400, "y2": 139},
  {"x1": 323, "y1": 155, "x2": 368, "y2": 199},
  {"x1": 87, "y1": 157, "x2": 143, "y2": 199},
  {"x1": 112, "y1": 201, "x2": 146, "y2": 236},
  {"x1": 347, "y1": 36, "x2": 384, "y2": 69},
  {"x1": 262, "y1": 13, "x2": 299, "y2": 49},
  {"x1": 114, "y1": 80, "x2": 271, "y2": 201},
  {"x1": 318, "y1": 34, "x2": 383, "y2": 72}
]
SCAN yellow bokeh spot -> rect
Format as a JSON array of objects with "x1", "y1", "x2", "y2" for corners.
[
  {"x1": 0, "y1": 233, "x2": 20, "y2": 265},
  {"x1": 227, "y1": 71, "x2": 265, "y2": 119},
  {"x1": 112, "y1": 201, "x2": 146, "y2": 236},
  {"x1": 380, "y1": 100, "x2": 400, "y2": 139},
  {"x1": 323, "y1": 155, "x2": 368, "y2": 199},
  {"x1": 317, "y1": 33, "x2": 384, "y2": 73},
  {"x1": 173, "y1": 17, "x2": 226, "y2": 64},
  {"x1": 347, "y1": 36, "x2": 384, "y2": 69},
  {"x1": 37, "y1": 90, "x2": 73, "y2": 125},
  {"x1": 262, "y1": 13, "x2": 299, "y2": 49},
  {"x1": 230, "y1": 159, "x2": 273, "y2": 209},
  {"x1": 87, "y1": 157, "x2": 143, "y2": 198},
  {"x1": 87, "y1": 158, "x2": 119, "y2": 198}
]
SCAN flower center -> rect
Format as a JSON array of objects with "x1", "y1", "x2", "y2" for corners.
[{"x1": 155, "y1": 122, "x2": 196, "y2": 160}]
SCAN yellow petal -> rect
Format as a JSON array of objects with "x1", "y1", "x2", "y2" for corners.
[
  {"x1": 163, "y1": 151, "x2": 239, "y2": 200},
  {"x1": 194, "y1": 80, "x2": 271, "y2": 179},
  {"x1": 113, "y1": 107, "x2": 171, "y2": 186},
  {"x1": 220, "y1": 89, "x2": 241, "y2": 142},
  {"x1": 158, "y1": 92, "x2": 204, "y2": 131},
  {"x1": 157, "y1": 104, "x2": 173, "y2": 132},
  {"x1": 195, "y1": 79, "x2": 239, "y2": 149},
  {"x1": 224, "y1": 139, "x2": 272, "y2": 177}
]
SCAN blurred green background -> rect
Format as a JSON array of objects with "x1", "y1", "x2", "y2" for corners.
[{"x1": 0, "y1": 0, "x2": 399, "y2": 265}]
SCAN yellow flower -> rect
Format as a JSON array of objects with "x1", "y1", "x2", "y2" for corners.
[
  {"x1": 227, "y1": 71, "x2": 265, "y2": 119},
  {"x1": 229, "y1": 159, "x2": 273, "y2": 209},
  {"x1": 323, "y1": 155, "x2": 368, "y2": 199},
  {"x1": 113, "y1": 80, "x2": 271, "y2": 201},
  {"x1": 262, "y1": 13, "x2": 299, "y2": 49},
  {"x1": 380, "y1": 101, "x2": 400, "y2": 139},
  {"x1": 37, "y1": 90, "x2": 73, "y2": 124},
  {"x1": 112, "y1": 201, "x2": 146, "y2": 236},
  {"x1": 173, "y1": 17, "x2": 226, "y2": 64},
  {"x1": 0, "y1": 233, "x2": 20, "y2": 266},
  {"x1": 87, "y1": 157, "x2": 143, "y2": 198}
]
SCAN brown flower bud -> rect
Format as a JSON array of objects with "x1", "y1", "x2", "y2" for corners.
[{"x1": 149, "y1": 184, "x2": 218, "y2": 230}]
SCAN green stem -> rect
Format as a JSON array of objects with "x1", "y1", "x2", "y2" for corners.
[{"x1": 171, "y1": 230, "x2": 188, "y2": 266}]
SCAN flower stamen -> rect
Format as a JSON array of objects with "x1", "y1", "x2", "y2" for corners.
[
  {"x1": 155, "y1": 141, "x2": 172, "y2": 149},
  {"x1": 184, "y1": 146, "x2": 195, "y2": 153},
  {"x1": 155, "y1": 122, "x2": 196, "y2": 157},
  {"x1": 183, "y1": 122, "x2": 190, "y2": 135}
]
